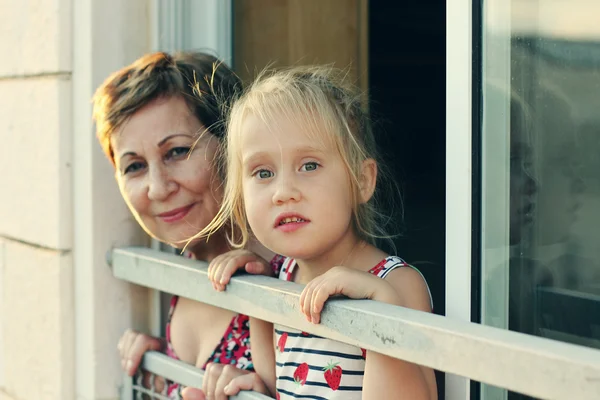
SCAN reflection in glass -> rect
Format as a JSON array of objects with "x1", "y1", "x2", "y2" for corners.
[{"x1": 481, "y1": 0, "x2": 600, "y2": 398}]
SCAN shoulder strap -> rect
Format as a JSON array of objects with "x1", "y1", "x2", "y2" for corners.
[
  {"x1": 369, "y1": 256, "x2": 408, "y2": 278},
  {"x1": 278, "y1": 257, "x2": 297, "y2": 282},
  {"x1": 369, "y1": 256, "x2": 434, "y2": 311}
]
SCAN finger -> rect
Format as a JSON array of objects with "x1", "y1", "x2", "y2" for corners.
[
  {"x1": 201, "y1": 362, "x2": 213, "y2": 396},
  {"x1": 203, "y1": 363, "x2": 224, "y2": 400},
  {"x1": 212, "y1": 261, "x2": 229, "y2": 291},
  {"x1": 120, "y1": 331, "x2": 137, "y2": 371},
  {"x1": 220, "y1": 254, "x2": 257, "y2": 284},
  {"x1": 311, "y1": 281, "x2": 333, "y2": 324},
  {"x1": 244, "y1": 261, "x2": 270, "y2": 275},
  {"x1": 117, "y1": 332, "x2": 126, "y2": 354},
  {"x1": 153, "y1": 375, "x2": 166, "y2": 394},
  {"x1": 214, "y1": 365, "x2": 239, "y2": 400},
  {"x1": 181, "y1": 387, "x2": 206, "y2": 400},
  {"x1": 120, "y1": 330, "x2": 136, "y2": 358},
  {"x1": 125, "y1": 335, "x2": 145, "y2": 376},
  {"x1": 301, "y1": 283, "x2": 316, "y2": 322},
  {"x1": 127, "y1": 335, "x2": 161, "y2": 376},
  {"x1": 208, "y1": 257, "x2": 224, "y2": 285},
  {"x1": 299, "y1": 285, "x2": 307, "y2": 311},
  {"x1": 118, "y1": 333, "x2": 129, "y2": 369},
  {"x1": 223, "y1": 374, "x2": 265, "y2": 396}
]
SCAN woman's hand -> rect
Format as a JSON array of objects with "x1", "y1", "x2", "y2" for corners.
[
  {"x1": 208, "y1": 249, "x2": 274, "y2": 291},
  {"x1": 117, "y1": 329, "x2": 165, "y2": 376},
  {"x1": 181, "y1": 364, "x2": 270, "y2": 400},
  {"x1": 300, "y1": 266, "x2": 401, "y2": 324}
]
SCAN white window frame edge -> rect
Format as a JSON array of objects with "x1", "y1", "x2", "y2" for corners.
[
  {"x1": 446, "y1": 0, "x2": 473, "y2": 398},
  {"x1": 150, "y1": 0, "x2": 232, "y2": 61}
]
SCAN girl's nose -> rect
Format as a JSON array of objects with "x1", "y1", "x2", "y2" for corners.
[{"x1": 272, "y1": 175, "x2": 302, "y2": 205}]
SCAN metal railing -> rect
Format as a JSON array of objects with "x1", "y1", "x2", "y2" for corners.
[
  {"x1": 121, "y1": 351, "x2": 270, "y2": 399},
  {"x1": 112, "y1": 247, "x2": 600, "y2": 400}
]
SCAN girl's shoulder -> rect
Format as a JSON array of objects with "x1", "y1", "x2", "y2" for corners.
[{"x1": 370, "y1": 256, "x2": 434, "y2": 312}]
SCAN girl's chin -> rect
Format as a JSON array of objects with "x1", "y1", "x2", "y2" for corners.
[{"x1": 270, "y1": 246, "x2": 315, "y2": 261}]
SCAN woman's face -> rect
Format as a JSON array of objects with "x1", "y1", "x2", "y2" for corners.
[{"x1": 111, "y1": 96, "x2": 223, "y2": 247}]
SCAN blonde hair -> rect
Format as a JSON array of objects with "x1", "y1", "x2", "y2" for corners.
[{"x1": 189, "y1": 65, "x2": 394, "y2": 249}]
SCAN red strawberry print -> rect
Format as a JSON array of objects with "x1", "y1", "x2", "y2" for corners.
[
  {"x1": 293, "y1": 362, "x2": 309, "y2": 385},
  {"x1": 276, "y1": 392, "x2": 280, "y2": 400},
  {"x1": 361, "y1": 348, "x2": 367, "y2": 359},
  {"x1": 301, "y1": 331, "x2": 309, "y2": 336},
  {"x1": 323, "y1": 360, "x2": 342, "y2": 391},
  {"x1": 277, "y1": 332, "x2": 288, "y2": 353}
]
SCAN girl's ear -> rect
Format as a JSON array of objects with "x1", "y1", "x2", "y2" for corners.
[{"x1": 359, "y1": 158, "x2": 377, "y2": 203}]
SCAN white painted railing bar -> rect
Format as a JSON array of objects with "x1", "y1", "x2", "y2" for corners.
[
  {"x1": 122, "y1": 351, "x2": 270, "y2": 400},
  {"x1": 112, "y1": 247, "x2": 600, "y2": 400}
]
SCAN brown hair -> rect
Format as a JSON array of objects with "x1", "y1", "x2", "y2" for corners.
[{"x1": 92, "y1": 51, "x2": 242, "y2": 165}]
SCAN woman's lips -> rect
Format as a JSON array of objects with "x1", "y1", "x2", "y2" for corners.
[{"x1": 158, "y1": 203, "x2": 195, "y2": 223}]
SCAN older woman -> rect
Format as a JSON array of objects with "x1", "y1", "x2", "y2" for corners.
[{"x1": 93, "y1": 51, "x2": 279, "y2": 399}]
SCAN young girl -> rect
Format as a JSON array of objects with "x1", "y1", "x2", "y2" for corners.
[{"x1": 192, "y1": 66, "x2": 437, "y2": 399}]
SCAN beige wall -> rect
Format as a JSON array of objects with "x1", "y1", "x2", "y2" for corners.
[
  {"x1": 0, "y1": 0, "x2": 73, "y2": 399},
  {"x1": 0, "y1": 0, "x2": 151, "y2": 399}
]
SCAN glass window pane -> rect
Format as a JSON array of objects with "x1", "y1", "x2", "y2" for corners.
[{"x1": 481, "y1": 0, "x2": 600, "y2": 398}]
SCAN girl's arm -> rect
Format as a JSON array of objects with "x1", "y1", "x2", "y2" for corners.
[
  {"x1": 205, "y1": 249, "x2": 279, "y2": 396},
  {"x1": 249, "y1": 317, "x2": 277, "y2": 396},
  {"x1": 300, "y1": 266, "x2": 437, "y2": 399},
  {"x1": 363, "y1": 267, "x2": 437, "y2": 400}
]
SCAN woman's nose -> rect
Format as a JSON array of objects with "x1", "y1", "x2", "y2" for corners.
[{"x1": 147, "y1": 165, "x2": 177, "y2": 201}]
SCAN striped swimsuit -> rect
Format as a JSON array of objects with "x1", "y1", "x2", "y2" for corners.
[{"x1": 274, "y1": 256, "x2": 429, "y2": 400}]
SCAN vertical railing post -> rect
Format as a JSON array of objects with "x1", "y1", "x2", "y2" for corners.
[{"x1": 121, "y1": 373, "x2": 134, "y2": 400}]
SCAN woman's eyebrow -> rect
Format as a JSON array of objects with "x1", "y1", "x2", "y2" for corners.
[{"x1": 157, "y1": 133, "x2": 195, "y2": 147}]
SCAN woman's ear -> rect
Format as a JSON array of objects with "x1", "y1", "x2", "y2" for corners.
[{"x1": 359, "y1": 158, "x2": 377, "y2": 203}]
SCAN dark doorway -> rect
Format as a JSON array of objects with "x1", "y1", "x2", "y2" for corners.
[{"x1": 369, "y1": 0, "x2": 446, "y2": 396}]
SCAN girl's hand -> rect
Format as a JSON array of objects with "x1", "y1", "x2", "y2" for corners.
[
  {"x1": 117, "y1": 329, "x2": 165, "y2": 376},
  {"x1": 300, "y1": 266, "x2": 401, "y2": 324},
  {"x1": 208, "y1": 249, "x2": 274, "y2": 291},
  {"x1": 181, "y1": 366, "x2": 269, "y2": 400}
]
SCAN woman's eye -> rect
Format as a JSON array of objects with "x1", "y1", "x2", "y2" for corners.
[
  {"x1": 166, "y1": 146, "x2": 191, "y2": 159},
  {"x1": 301, "y1": 162, "x2": 319, "y2": 172},
  {"x1": 255, "y1": 169, "x2": 274, "y2": 179},
  {"x1": 123, "y1": 161, "x2": 145, "y2": 175}
]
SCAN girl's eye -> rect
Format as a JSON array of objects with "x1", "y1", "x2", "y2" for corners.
[
  {"x1": 166, "y1": 146, "x2": 191, "y2": 159},
  {"x1": 123, "y1": 161, "x2": 145, "y2": 175},
  {"x1": 301, "y1": 162, "x2": 320, "y2": 172},
  {"x1": 254, "y1": 169, "x2": 274, "y2": 180}
]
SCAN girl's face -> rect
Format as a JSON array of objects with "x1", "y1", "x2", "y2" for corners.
[
  {"x1": 112, "y1": 96, "x2": 223, "y2": 247},
  {"x1": 239, "y1": 113, "x2": 357, "y2": 261}
]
